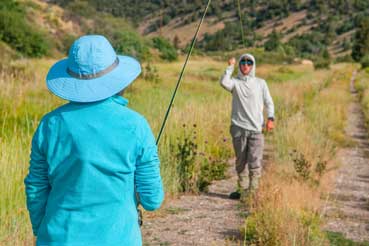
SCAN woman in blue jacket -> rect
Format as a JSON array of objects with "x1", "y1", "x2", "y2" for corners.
[{"x1": 24, "y1": 35, "x2": 164, "y2": 246}]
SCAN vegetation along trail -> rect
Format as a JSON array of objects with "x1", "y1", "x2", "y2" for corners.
[
  {"x1": 140, "y1": 61, "x2": 356, "y2": 245},
  {"x1": 324, "y1": 71, "x2": 369, "y2": 242},
  {"x1": 2, "y1": 0, "x2": 369, "y2": 245}
]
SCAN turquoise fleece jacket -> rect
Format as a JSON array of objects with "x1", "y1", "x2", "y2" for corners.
[{"x1": 24, "y1": 95, "x2": 164, "y2": 246}]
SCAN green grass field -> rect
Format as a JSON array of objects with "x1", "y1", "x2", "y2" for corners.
[{"x1": 0, "y1": 54, "x2": 359, "y2": 245}]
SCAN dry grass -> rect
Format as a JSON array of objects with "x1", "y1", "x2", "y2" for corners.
[
  {"x1": 0, "y1": 55, "x2": 233, "y2": 244},
  {"x1": 355, "y1": 68, "x2": 369, "y2": 129},
  {"x1": 242, "y1": 63, "x2": 356, "y2": 245},
  {"x1": 0, "y1": 52, "x2": 357, "y2": 245}
]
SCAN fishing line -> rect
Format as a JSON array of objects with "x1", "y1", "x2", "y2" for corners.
[{"x1": 156, "y1": 0, "x2": 212, "y2": 145}]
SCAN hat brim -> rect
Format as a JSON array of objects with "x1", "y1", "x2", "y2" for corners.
[{"x1": 46, "y1": 55, "x2": 141, "y2": 102}]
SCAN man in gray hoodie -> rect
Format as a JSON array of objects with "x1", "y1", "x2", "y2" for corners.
[{"x1": 220, "y1": 53, "x2": 275, "y2": 199}]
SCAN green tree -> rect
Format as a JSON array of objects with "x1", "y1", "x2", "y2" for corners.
[
  {"x1": 152, "y1": 36, "x2": 178, "y2": 61},
  {"x1": 264, "y1": 29, "x2": 281, "y2": 52},
  {"x1": 352, "y1": 16, "x2": 369, "y2": 61},
  {"x1": 0, "y1": 3, "x2": 50, "y2": 57}
]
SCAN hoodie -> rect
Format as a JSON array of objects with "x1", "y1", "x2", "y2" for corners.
[{"x1": 220, "y1": 53, "x2": 275, "y2": 132}]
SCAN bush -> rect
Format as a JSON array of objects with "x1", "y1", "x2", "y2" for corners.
[
  {"x1": 313, "y1": 57, "x2": 330, "y2": 70},
  {"x1": 290, "y1": 149, "x2": 327, "y2": 186},
  {"x1": 142, "y1": 63, "x2": 161, "y2": 83},
  {"x1": 287, "y1": 32, "x2": 326, "y2": 58},
  {"x1": 197, "y1": 158, "x2": 226, "y2": 192},
  {"x1": 335, "y1": 55, "x2": 354, "y2": 63},
  {"x1": 82, "y1": 10, "x2": 151, "y2": 61},
  {"x1": 171, "y1": 124, "x2": 229, "y2": 193},
  {"x1": 172, "y1": 125, "x2": 198, "y2": 192},
  {"x1": 243, "y1": 199, "x2": 327, "y2": 245},
  {"x1": 264, "y1": 30, "x2": 281, "y2": 52},
  {"x1": 112, "y1": 31, "x2": 151, "y2": 61},
  {"x1": 152, "y1": 36, "x2": 178, "y2": 61},
  {"x1": 66, "y1": 0, "x2": 97, "y2": 18},
  {"x1": 0, "y1": 9, "x2": 50, "y2": 57},
  {"x1": 360, "y1": 55, "x2": 369, "y2": 68}
]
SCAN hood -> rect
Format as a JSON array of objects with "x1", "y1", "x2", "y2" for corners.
[{"x1": 237, "y1": 53, "x2": 256, "y2": 80}]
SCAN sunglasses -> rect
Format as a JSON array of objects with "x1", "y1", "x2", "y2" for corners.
[{"x1": 240, "y1": 59, "x2": 254, "y2": 66}]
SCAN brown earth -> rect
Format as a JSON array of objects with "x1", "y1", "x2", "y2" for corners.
[{"x1": 141, "y1": 160, "x2": 244, "y2": 246}]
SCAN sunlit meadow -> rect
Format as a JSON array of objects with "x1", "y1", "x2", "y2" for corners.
[{"x1": 0, "y1": 52, "x2": 358, "y2": 244}]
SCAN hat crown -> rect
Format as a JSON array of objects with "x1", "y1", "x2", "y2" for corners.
[{"x1": 67, "y1": 35, "x2": 116, "y2": 76}]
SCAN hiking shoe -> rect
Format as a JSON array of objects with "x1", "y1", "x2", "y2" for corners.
[{"x1": 229, "y1": 191, "x2": 241, "y2": 200}]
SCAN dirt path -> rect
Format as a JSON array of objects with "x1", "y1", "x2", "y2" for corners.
[
  {"x1": 141, "y1": 160, "x2": 243, "y2": 246},
  {"x1": 141, "y1": 144, "x2": 273, "y2": 246},
  {"x1": 324, "y1": 71, "x2": 369, "y2": 242}
]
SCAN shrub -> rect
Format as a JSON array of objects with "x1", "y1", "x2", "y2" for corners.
[
  {"x1": 360, "y1": 54, "x2": 369, "y2": 68},
  {"x1": 66, "y1": 0, "x2": 97, "y2": 18},
  {"x1": 171, "y1": 124, "x2": 229, "y2": 193},
  {"x1": 352, "y1": 16, "x2": 369, "y2": 62},
  {"x1": 152, "y1": 36, "x2": 178, "y2": 62},
  {"x1": 313, "y1": 57, "x2": 330, "y2": 70},
  {"x1": 335, "y1": 55, "x2": 354, "y2": 63},
  {"x1": 243, "y1": 196, "x2": 327, "y2": 245},
  {"x1": 197, "y1": 158, "x2": 226, "y2": 192},
  {"x1": 290, "y1": 149, "x2": 327, "y2": 186},
  {"x1": 142, "y1": 63, "x2": 161, "y2": 83},
  {"x1": 172, "y1": 125, "x2": 198, "y2": 192},
  {"x1": 0, "y1": 9, "x2": 50, "y2": 57},
  {"x1": 264, "y1": 30, "x2": 281, "y2": 52},
  {"x1": 112, "y1": 31, "x2": 151, "y2": 61}
]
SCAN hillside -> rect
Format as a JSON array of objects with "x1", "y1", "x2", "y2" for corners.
[
  {"x1": 2, "y1": 0, "x2": 369, "y2": 64},
  {"x1": 0, "y1": 0, "x2": 153, "y2": 61},
  {"x1": 48, "y1": 0, "x2": 369, "y2": 58}
]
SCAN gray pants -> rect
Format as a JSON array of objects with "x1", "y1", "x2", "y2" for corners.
[{"x1": 230, "y1": 125, "x2": 264, "y2": 189}]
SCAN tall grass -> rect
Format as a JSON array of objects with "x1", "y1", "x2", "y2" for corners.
[
  {"x1": 0, "y1": 53, "x2": 357, "y2": 245},
  {"x1": 242, "y1": 63, "x2": 356, "y2": 245},
  {"x1": 0, "y1": 56, "x2": 234, "y2": 243},
  {"x1": 355, "y1": 67, "x2": 369, "y2": 128}
]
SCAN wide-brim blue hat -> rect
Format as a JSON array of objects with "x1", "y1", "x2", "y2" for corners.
[{"x1": 46, "y1": 35, "x2": 141, "y2": 102}]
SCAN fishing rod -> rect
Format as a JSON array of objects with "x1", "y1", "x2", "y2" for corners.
[
  {"x1": 155, "y1": 0, "x2": 212, "y2": 145},
  {"x1": 137, "y1": 0, "x2": 213, "y2": 228}
]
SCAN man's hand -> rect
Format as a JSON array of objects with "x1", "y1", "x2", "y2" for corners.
[
  {"x1": 266, "y1": 119, "x2": 274, "y2": 132},
  {"x1": 228, "y1": 57, "x2": 236, "y2": 66},
  {"x1": 34, "y1": 237, "x2": 37, "y2": 246}
]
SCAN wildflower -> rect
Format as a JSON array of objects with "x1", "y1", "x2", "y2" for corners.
[
  {"x1": 204, "y1": 140, "x2": 208, "y2": 144},
  {"x1": 223, "y1": 138, "x2": 227, "y2": 142},
  {"x1": 193, "y1": 124, "x2": 197, "y2": 128},
  {"x1": 182, "y1": 124, "x2": 186, "y2": 128}
]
